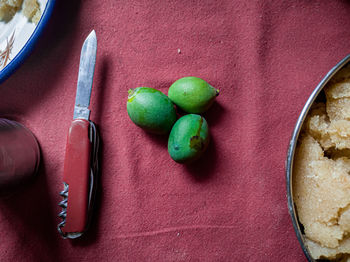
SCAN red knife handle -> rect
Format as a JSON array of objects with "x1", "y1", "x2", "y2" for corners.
[{"x1": 62, "y1": 119, "x2": 91, "y2": 234}]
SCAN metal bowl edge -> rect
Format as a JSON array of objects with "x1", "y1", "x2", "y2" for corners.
[{"x1": 286, "y1": 54, "x2": 350, "y2": 261}]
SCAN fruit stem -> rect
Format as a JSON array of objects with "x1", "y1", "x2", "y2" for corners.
[
  {"x1": 216, "y1": 89, "x2": 220, "y2": 96},
  {"x1": 128, "y1": 88, "x2": 135, "y2": 97}
]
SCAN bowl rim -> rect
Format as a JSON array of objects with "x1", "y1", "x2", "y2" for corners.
[
  {"x1": 0, "y1": 0, "x2": 56, "y2": 84},
  {"x1": 286, "y1": 54, "x2": 350, "y2": 262}
]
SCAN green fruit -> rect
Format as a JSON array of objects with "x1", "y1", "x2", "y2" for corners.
[
  {"x1": 127, "y1": 87, "x2": 177, "y2": 134},
  {"x1": 168, "y1": 114, "x2": 209, "y2": 163},
  {"x1": 168, "y1": 77, "x2": 219, "y2": 113}
]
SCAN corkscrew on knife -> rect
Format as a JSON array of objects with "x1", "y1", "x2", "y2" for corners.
[{"x1": 58, "y1": 30, "x2": 99, "y2": 239}]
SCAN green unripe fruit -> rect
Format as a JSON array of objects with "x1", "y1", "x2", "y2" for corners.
[
  {"x1": 168, "y1": 114, "x2": 209, "y2": 163},
  {"x1": 168, "y1": 77, "x2": 219, "y2": 113},
  {"x1": 127, "y1": 87, "x2": 177, "y2": 134}
]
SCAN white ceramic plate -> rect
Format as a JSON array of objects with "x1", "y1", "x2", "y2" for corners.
[{"x1": 0, "y1": 0, "x2": 55, "y2": 83}]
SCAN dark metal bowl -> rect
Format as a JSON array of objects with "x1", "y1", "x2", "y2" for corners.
[{"x1": 286, "y1": 54, "x2": 350, "y2": 262}]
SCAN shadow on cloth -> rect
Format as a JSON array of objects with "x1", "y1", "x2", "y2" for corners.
[
  {"x1": 93, "y1": 56, "x2": 112, "y2": 125},
  {"x1": 0, "y1": 155, "x2": 62, "y2": 261},
  {"x1": 202, "y1": 101, "x2": 226, "y2": 128},
  {"x1": 183, "y1": 135, "x2": 218, "y2": 182}
]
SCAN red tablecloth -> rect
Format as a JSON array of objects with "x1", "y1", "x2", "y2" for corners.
[{"x1": 1, "y1": 1, "x2": 350, "y2": 261}]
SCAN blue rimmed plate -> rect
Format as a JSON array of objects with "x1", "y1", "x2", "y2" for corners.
[{"x1": 0, "y1": 0, "x2": 55, "y2": 84}]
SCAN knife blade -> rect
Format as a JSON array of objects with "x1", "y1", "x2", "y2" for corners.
[
  {"x1": 73, "y1": 30, "x2": 97, "y2": 120},
  {"x1": 58, "y1": 30, "x2": 99, "y2": 239}
]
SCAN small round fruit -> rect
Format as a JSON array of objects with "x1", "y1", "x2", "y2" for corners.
[
  {"x1": 127, "y1": 87, "x2": 177, "y2": 134},
  {"x1": 168, "y1": 77, "x2": 219, "y2": 113},
  {"x1": 168, "y1": 114, "x2": 209, "y2": 163}
]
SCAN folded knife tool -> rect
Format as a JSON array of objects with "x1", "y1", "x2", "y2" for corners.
[{"x1": 58, "y1": 30, "x2": 100, "y2": 239}]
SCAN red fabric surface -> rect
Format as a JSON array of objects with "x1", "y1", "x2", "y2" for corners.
[{"x1": 1, "y1": 0, "x2": 350, "y2": 261}]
